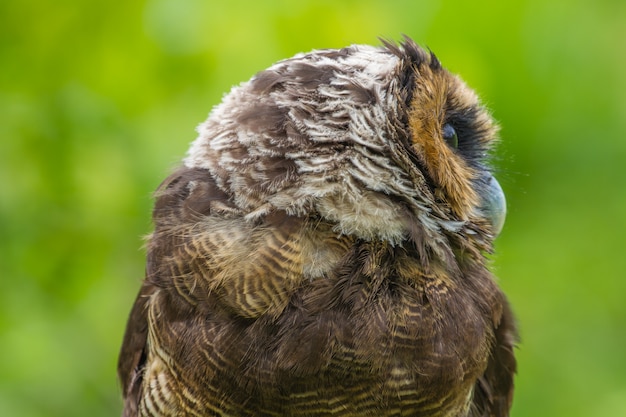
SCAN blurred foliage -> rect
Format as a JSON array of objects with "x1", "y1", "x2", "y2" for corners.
[{"x1": 1, "y1": 0, "x2": 625, "y2": 416}]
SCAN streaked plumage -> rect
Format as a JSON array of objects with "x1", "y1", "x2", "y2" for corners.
[{"x1": 119, "y1": 37, "x2": 517, "y2": 417}]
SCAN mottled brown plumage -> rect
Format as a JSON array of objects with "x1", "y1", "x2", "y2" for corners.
[{"x1": 119, "y1": 38, "x2": 516, "y2": 417}]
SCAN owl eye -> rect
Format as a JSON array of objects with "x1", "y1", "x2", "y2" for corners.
[{"x1": 442, "y1": 123, "x2": 458, "y2": 149}]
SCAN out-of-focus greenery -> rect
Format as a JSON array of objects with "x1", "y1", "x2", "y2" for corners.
[{"x1": 1, "y1": 0, "x2": 624, "y2": 416}]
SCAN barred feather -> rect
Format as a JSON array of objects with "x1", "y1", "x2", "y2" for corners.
[{"x1": 119, "y1": 37, "x2": 516, "y2": 417}]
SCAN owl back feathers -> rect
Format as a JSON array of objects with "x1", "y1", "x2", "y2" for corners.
[{"x1": 119, "y1": 38, "x2": 517, "y2": 417}]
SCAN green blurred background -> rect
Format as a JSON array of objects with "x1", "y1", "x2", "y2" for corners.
[{"x1": 1, "y1": 0, "x2": 625, "y2": 416}]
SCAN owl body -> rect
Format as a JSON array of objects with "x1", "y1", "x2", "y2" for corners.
[{"x1": 119, "y1": 39, "x2": 516, "y2": 417}]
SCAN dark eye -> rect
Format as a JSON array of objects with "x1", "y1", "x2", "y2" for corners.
[{"x1": 442, "y1": 123, "x2": 458, "y2": 149}]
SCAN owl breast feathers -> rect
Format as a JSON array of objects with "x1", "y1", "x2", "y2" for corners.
[{"x1": 119, "y1": 37, "x2": 517, "y2": 417}]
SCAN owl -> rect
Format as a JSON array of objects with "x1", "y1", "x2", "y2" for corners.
[{"x1": 118, "y1": 37, "x2": 516, "y2": 417}]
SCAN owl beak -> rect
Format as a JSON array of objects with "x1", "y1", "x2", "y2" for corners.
[{"x1": 478, "y1": 174, "x2": 506, "y2": 237}]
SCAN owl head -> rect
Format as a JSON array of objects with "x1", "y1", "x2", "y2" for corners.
[{"x1": 185, "y1": 37, "x2": 505, "y2": 260}]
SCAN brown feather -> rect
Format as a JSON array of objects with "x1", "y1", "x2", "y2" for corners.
[{"x1": 119, "y1": 38, "x2": 517, "y2": 417}]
